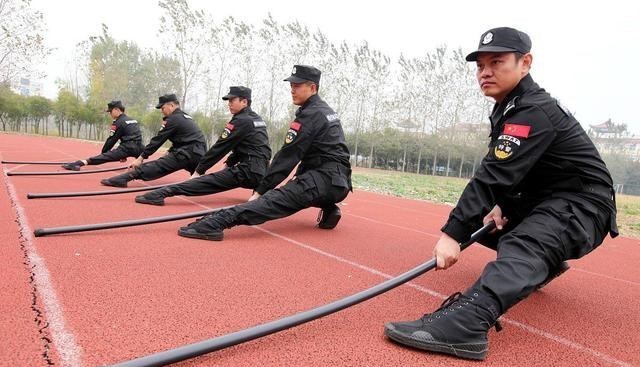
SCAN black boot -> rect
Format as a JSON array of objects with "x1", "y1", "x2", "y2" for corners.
[
  {"x1": 384, "y1": 289, "x2": 502, "y2": 361},
  {"x1": 178, "y1": 212, "x2": 226, "y2": 241},
  {"x1": 101, "y1": 172, "x2": 136, "y2": 188},
  {"x1": 135, "y1": 188, "x2": 172, "y2": 206},
  {"x1": 536, "y1": 261, "x2": 570, "y2": 290},
  {"x1": 62, "y1": 160, "x2": 84, "y2": 171},
  {"x1": 317, "y1": 204, "x2": 341, "y2": 229}
]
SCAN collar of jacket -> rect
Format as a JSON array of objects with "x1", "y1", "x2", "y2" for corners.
[
  {"x1": 296, "y1": 94, "x2": 320, "y2": 116},
  {"x1": 490, "y1": 73, "x2": 537, "y2": 122}
]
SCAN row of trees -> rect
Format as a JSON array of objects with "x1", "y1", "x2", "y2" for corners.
[{"x1": 3, "y1": 0, "x2": 638, "y2": 193}]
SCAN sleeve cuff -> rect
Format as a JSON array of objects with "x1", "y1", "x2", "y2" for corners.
[{"x1": 440, "y1": 217, "x2": 471, "y2": 244}]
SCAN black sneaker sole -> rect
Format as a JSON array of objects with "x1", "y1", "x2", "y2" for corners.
[
  {"x1": 62, "y1": 165, "x2": 80, "y2": 171},
  {"x1": 101, "y1": 180, "x2": 128, "y2": 188},
  {"x1": 177, "y1": 228, "x2": 223, "y2": 241},
  {"x1": 135, "y1": 196, "x2": 165, "y2": 206},
  {"x1": 384, "y1": 323, "x2": 487, "y2": 361}
]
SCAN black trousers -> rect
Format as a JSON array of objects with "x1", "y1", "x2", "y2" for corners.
[
  {"x1": 154, "y1": 162, "x2": 264, "y2": 198},
  {"x1": 195, "y1": 169, "x2": 350, "y2": 230},
  {"x1": 133, "y1": 150, "x2": 202, "y2": 181},
  {"x1": 473, "y1": 193, "x2": 615, "y2": 314},
  {"x1": 87, "y1": 142, "x2": 143, "y2": 165}
]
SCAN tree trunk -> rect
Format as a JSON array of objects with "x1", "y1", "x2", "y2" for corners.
[
  {"x1": 458, "y1": 153, "x2": 464, "y2": 178},
  {"x1": 432, "y1": 150, "x2": 438, "y2": 175},
  {"x1": 402, "y1": 145, "x2": 407, "y2": 172},
  {"x1": 416, "y1": 145, "x2": 422, "y2": 174},
  {"x1": 368, "y1": 141, "x2": 374, "y2": 169},
  {"x1": 472, "y1": 156, "x2": 477, "y2": 177},
  {"x1": 446, "y1": 150, "x2": 451, "y2": 177}
]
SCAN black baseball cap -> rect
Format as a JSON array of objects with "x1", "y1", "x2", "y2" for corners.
[
  {"x1": 466, "y1": 27, "x2": 532, "y2": 62},
  {"x1": 284, "y1": 65, "x2": 321, "y2": 84},
  {"x1": 155, "y1": 93, "x2": 179, "y2": 109},
  {"x1": 222, "y1": 86, "x2": 252, "y2": 100},
  {"x1": 105, "y1": 100, "x2": 125, "y2": 112}
]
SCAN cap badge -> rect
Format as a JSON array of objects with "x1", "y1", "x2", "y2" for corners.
[
  {"x1": 482, "y1": 32, "x2": 493, "y2": 45},
  {"x1": 292, "y1": 66, "x2": 297, "y2": 74}
]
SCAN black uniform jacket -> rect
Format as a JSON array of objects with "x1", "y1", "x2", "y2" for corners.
[
  {"x1": 195, "y1": 107, "x2": 271, "y2": 175},
  {"x1": 255, "y1": 94, "x2": 351, "y2": 195},
  {"x1": 101, "y1": 113, "x2": 142, "y2": 153},
  {"x1": 442, "y1": 74, "x2": 617, "y2": 243},
  {"x1": 140, "y1": 108, "x2": 206, "y2": 159}
]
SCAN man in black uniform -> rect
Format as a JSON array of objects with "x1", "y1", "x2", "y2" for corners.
[
  {"x1": 101, "y1": 94, "x2": 207, "y2": 187},
  {"x1": 134, "y1": 86, "x2": 271, "y2": 206},
  {"x1": 177, "y1": 65, "x2": 352, "y2": 241},
  {"x1": 385, "y1": 27, "x2": 618, "y2": 361},
  {"x1": 61, "y1": 100, "x2": 144, "y2": 171}
]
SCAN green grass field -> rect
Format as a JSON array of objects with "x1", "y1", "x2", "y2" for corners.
[{"x1": 352, "y1": 168, "x2": 640, "y2": 239}]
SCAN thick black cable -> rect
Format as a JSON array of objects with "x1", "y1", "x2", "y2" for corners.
[
  {"x1": 33, "y1": 205, "x2": 235, "y2": 237},
  {"x1": 1, "y1": 160, "x2": 71, "y2": 165},
  {"x1": 108, "y1": 222, "x2": 496, "y2": 367},
  {"x1": 7, "y1": 165, "x2": 127, "y2": 176},
  {"x1": 27, "y1": 183, "x2": 175, "y2": 199}
]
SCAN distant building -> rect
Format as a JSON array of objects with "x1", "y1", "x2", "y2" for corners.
[
  {"x1": 10, "y1": 77, "x2": 43, "y2": 96},
  {"x1": 589, "y1": 119, "x2": 640, "y2": 161}
]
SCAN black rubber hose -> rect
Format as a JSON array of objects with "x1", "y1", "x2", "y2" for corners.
[
  {"x1": 27, "y1": 183, "x2": 175, "y2": 199},
  {"x1": 33, "y1": 205, "x2": 235, "y2": 237},
  {"x1": 7, "y1": 166, "x2": 127, "y2": 176},
  {"x1": 1, "y1": 160, "x2": 72, "y2": 165},
  {"x1": 107, "y1": 222, "x2": 496, "y2": 367}
]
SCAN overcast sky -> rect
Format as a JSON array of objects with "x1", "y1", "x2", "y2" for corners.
[{"x1": 31, "y1": 0, "x2": 640, "y2": 134}]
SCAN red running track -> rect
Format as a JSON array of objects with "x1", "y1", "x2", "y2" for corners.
[{"x1": 2, "y1": 132, "x2": 639, "y2": 367}]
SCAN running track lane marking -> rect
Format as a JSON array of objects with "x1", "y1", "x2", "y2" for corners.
[
  {"x1": 346, "y1": 208, "x2": 640, "y2": 287},
  {"x1": 3, "y1": 170, "x2": 84, "y2": 367},
  {"x1": 176, "y1": 197, "x2": 632, "y2": 367}
]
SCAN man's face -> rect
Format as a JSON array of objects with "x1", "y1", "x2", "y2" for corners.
[
  {"x1": 108, "y1": 108, "x2": 121, "y2": 119},
  {"x1": 160, "y1": 102, "x2": 176, "y2": 117},
  {"x1": 227, "y1": 97, "x2": 248, "y2": 115},
  {"x1": 475, "y1": 52, "x2": 532, "y2": 103},
  {"x1": 290, "y1": 82, "x2": 316, "y2": 106}
]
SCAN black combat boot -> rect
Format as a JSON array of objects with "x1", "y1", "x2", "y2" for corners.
[
  {"x1": 536, "y1": 261, "x2": 570, "y2": 290},
  {"x1": 62, "y1": 160, "x2": 84, "y2": 171},
  {"x1": 178, "y1": 212, "x2": 226, "y2": 241},
  {"x1": 384, "y1": 289, "x2": 502, "y2": 361},
  {"x1": 317, "y1": 204, "x2": 341, "y2": 229},
  {"x1": 101, "y1": 172, "x2": 137, "y2": 188},
  {"x1": 135, "y1": 187, "x2": 173, "y2": 206}
]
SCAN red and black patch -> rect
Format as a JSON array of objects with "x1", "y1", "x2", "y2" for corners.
[{"x1": 285, "y1": 121, "x2": 301, "y2": 144}]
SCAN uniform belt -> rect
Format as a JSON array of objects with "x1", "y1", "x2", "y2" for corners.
[{"x1": 584, "y1": 183, "x2": 614, "y2": 200}]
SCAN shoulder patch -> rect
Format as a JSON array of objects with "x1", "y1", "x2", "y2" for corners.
[
  {"x1": 289, "y1": 121, "x2": 301, "y2": 131},
  {"x1": 493, "y1": 135, "x2": 521, "y2": 160},
  {"x1": 220, "y1": 122, "x2": 234, "y2": 139},
  {"x1": 110, "y1": 124, "x2": 117, "y2": 136},
  {"x1": 325, "y1": 113, "x2": 339, "y2": 122},
  {"x1": 285, "y1": 121, "x2": 301, "y2": 144},
  {"x1": 124, "y1": 120, "x2": 138, "y2": 124},
  {"x1": 183, "y1": 113, "x2": 193, "y2": 119},
  {"x1": 503, "y1": 123, "x2": 530, "y2": 138},
  {"x1": 253, "y1": 120, "x2": 266, "y2": 128}
]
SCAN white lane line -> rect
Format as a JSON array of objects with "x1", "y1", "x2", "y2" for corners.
[
  {"x1": 345, "y1": 211, "x2": 440, "y2": 238},
  {"x1": 3, "y1": 171, "x2": 83, "y2": 367},
  {"x1": 174, "y1": 197, "x2": 632, "y2": 366},
  {"x1": 570, "y1": 267, "x2": 640, "y2": 286}
]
